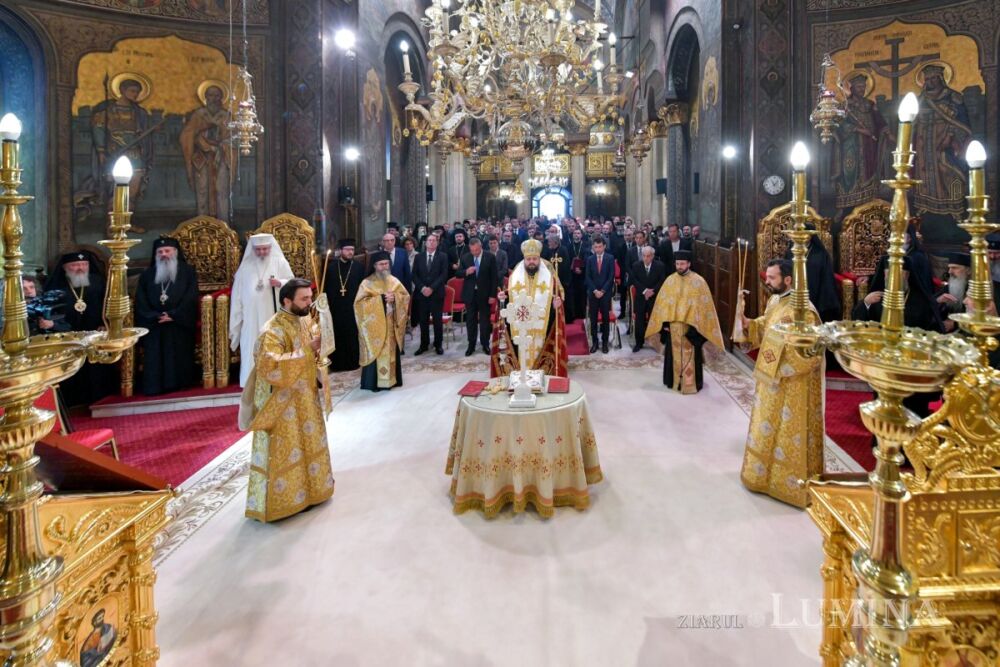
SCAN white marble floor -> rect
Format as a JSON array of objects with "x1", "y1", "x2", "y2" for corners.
[{"x1": 154, "y1": 359, "x2": 831, "y2": 666}]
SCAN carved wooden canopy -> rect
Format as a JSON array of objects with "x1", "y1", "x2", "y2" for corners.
[
  {"x1": 252, "y1": 213, "x2": 316, "y2": 283},
  {"x1": 167, "y1": 216, "x2": 241, "y2": 293},
  {"x1": 838, "y1": 200, "x2": 892, "y2": 278}
]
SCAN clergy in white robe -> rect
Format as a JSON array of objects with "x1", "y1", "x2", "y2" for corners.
[{"x1": 229, "y1": 234, "x2": 295, "y2": 387}]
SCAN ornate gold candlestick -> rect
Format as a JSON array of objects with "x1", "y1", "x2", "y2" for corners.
[
  {"x1": 814, "y1": 94, "x2": 978, "y2": 667},
  {"x1": 0, "y1": 113, "x2": 146, "y2": 666}
]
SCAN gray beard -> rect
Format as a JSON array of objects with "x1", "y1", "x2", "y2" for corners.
[
  {"x1": 67, "y1": 272, "x2": 90, "y2": 289},
  {"x1": 376, "y1": 269, "x2": 391, "y2": 281},
  {"x1": 155, "y1": 256, "x2": 179, "y2": 285},
  {"x1": 948, "y1": 277, "x2": 968, "y2": 301}
]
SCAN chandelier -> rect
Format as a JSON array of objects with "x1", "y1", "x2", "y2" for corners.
[
  {"x1": 400, "y1": 0, "x2": 623, "y2": 152},
  {"x1": 227, "y1": 0, "x2": 263, "y2": 155}
]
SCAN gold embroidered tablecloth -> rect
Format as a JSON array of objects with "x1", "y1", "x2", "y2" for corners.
[{"x1": 446, "y1": 380, "x2": 603, "y2": 518}]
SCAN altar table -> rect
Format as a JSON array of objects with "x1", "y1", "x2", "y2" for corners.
[{"x1": 445, "y1": 379, "x2": 603, "y2": 517}]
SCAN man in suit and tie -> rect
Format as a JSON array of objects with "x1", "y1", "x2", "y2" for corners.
[
  {"x1": 459, "y1": 238, "x2": 499, "y2": 356},
  {"x1": 630, "y1": 245, "x2": 667, "y2": 351},
  {"x1": 655, "y1": 223, "x2": 692, "y2": 275},
  {"x1": 412, "y1": 232, "x2": 448, "y2": 355},
  {"x1": 487, "y1": 235, "x2": 509, "y2": 279},
  {"x1": 377, "y1": 233, "x2": 412, "y2": 293},
  {"x1": 585, "y1": 235, "x2": 616, "y2": 354}
]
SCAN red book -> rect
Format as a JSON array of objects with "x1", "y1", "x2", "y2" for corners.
[
  {"x1": 547, "y1": 377, "x2": 570, "y2": 393},
  {"x1": 458, "y1": 381, "x2": 489, "y2": 397}
]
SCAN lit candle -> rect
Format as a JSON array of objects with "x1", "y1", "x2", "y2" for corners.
[
  {"x1": 896, "y1": 92, "x2": 919, "y2": 152},
  {"x1": 967, "y1": 139, "x2": 987, "y2": 202},
  {"x1": 789, "y1": 140, "x2": 810, "y2": 206},
  {"x1": 0, "y1": 113, "x2": 21, "y2": 174},
  {"x1": 441, "y1": 0, "x2": 450, "y2": 32},
  {"x1": 400, "y1": 40, "x2": 411, "y2": 75},
  {"x1": 608, "y1": 32, "x2": 617, "y2": 67},
  {"x1": 594, "y1": 58, "x2": 604, "y2": 95}
]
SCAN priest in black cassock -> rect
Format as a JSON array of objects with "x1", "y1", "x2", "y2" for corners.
[
  {"x1": 45, "y1": 251, "x2": 115, "y2": 406},
  {"x1": 324, "y1": 238, "x2": 365, "y2": 371},
  {"x1": 784, "y1": 228, "x2": 841, "y2": 323},
  {"x1": 135, "y1": 237, "x2": 199, "y2": 396}
]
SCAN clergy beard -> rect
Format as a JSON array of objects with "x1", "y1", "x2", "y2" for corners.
[
  {"x1": 155, "y1": 256, "x2": 178, "y2": 285},
  {"x1": 67, "y1": 271, "x2": 90, "y2": 289},
  {"x1": 767, "y1": 283, "x2": 789, "y2": 296},
  {"x1": 287, "y1": 304, "x2": 310, "y2": 317},
  {"x1": 525, "y1": 264, "x2": 539, "y2": 277},
  {"x1": 676, "y1": 268, "x2": 689, "y2": 276},
  {"x1": 376, "y1": 269, "x2": 391, "y2": 281},
  {"x1": 948, "y1": 277, "x2": 968, "y2": 302}
]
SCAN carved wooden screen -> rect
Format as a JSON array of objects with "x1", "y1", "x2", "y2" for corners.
[
  {"x1": 755, "y1": 203, "x2": 832, "y2": 311},
  {"x1": 838, "y1": 200, "x2": 891, "y2": 279},
  {"x1": 167, "y1": 216, "x2": 241, "y2": 293},
  {"x1": 252, "y1": 213, "x2": 316, "y2": 282}
]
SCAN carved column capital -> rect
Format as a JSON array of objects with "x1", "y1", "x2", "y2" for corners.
[
  {"x1": 566, "y1": 142, "x2": 589, "y2": 157},
  {"x1": 659, "y1": 103, "x2": 690, "y2": 127}
]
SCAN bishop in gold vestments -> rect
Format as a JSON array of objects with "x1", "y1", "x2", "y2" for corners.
[
  {"x1": 240, "y1": 279, "x2": 335, "y2": 522},
  {"x1": 355, "y1": 252, "x2": 410, "y2": 391},
  {"x1": 645, "y1": 252, "x2": 725, "y2": 393},
  {"x1": 739, "y1": 263, "x2": 824, "y2": 508}
]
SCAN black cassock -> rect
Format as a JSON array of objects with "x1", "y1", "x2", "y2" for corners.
[
  {"x1": 134, "y1": 262, "x2": 199, "y2": 396},
  {"x1": 44, "y1": 271, "x2": 116, "y2": 407},
  {"x1": 325, "y1": 258, "x2": 365, "y2": 371},
  {"x1": 660, "y1": 325, "x2": 709, "y2": 391}
]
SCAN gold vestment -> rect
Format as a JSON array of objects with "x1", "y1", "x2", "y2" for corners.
[
  {"x1": 739, "y1": 292, "x2": 824, "y2": 508},
  {"x1": 354, "y1": 274, "x2": 410, "y2": 389},
  {"x1": 645, "y1": 270, "x2": 725, "y2": 393},
  {"x1": 242, "y1": 309, "x2": 335, "y2": 522}
]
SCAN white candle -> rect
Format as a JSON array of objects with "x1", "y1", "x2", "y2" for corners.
[
  {"x1": 609, "y1": 33, "x2": 617, "y2": 67},
  {"x1": 400, "y1": 40, "x2": 411, "y2": 75}
]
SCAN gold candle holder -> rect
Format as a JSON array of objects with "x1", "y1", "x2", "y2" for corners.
[
  {"x1": 98, "y1": 157, "x2": 141, "y2": 341},
  {"x1": 0, "y1": 115, "x2": 145, "y2": 665}
]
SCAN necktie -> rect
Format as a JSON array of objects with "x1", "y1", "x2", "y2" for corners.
[
  {"x1": 428, "y1": 252, "x2": 434, "y2": 265},
  {"x1": 474, "y1": 255, "x2": 480, "y2": 275},
  {"x1": 597, "y1": 254, "x2": 603, "y2": 273}
]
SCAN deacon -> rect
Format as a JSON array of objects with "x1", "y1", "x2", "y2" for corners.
[
  {"x1": 324, "y1": 238, "x2": 365, "y2": 371},
  {"x1": 229, "y1": 233, "x2": 295, "y2": 387},
  {"x1": 355, "y1": 251, "x2": 410, "y2": 391},
  {"x1": 45, "y1": 251, "x2": 115, "y2": 406},
  {"x1": 491, "y1": 239, "x2": 568, "y2": 377},
  {"x1": 739, "y1": 259, "x2": 824, "y2": 508},
  {"x1": 629, "y1": 246, "x2": 667, "y2": 352},
  {"x1": 239, "y1": 278, "x2": 335, "y2": 522},
  {"x1": 645, "y1": 250, "x2": 724, "y2": 392},
  {"x1": 134, "y1": 238, "x2": 199, "y2": 396}
]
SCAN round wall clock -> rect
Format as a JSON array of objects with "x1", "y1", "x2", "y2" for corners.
[{"x1": 762, "y1": 174, "x2": 785, "y2": 196}]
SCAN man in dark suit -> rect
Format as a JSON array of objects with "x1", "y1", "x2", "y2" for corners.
[
  {"x1": 412, "y1": 233, "x2": 448, "y2": 355},
  {"x1": 459, "y1": 238, "x2": 499, "y2": 355},
  {"x1": 376, "y1": 232, "x2": 412, "y2": 292},
  {"x1": 585, "y1": 235, "x2": 616, "y2": 353},
  {"x1": 655, "y1": 223, "x2": 692, "y2": 276},
  {"x1": 630, "y1": 245, "x2": 667, "y2": 351}
]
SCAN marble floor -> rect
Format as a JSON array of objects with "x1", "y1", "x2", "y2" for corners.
[{"x1": 153, "y1": 349, "x2": 854, "y2": 666}]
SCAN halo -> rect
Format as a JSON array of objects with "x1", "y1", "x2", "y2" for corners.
[
  {"x1": 197, "y1": 79, "x2": 230, "y2": 106},
  {"x1": 915, "y1": 60, "x2": 953, "y2": 87},
  {"x1": 842, "y1": 69, "x2": 875, "y2": 98},
  {"x1": 110, "y1": 72, "x2": 153, "y2": 103}
]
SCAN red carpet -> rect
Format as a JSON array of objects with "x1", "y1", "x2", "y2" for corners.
[
  {"x1": 71, "y1": 406, "x2": 244, "y2": 487},
  {"x1": 565, "y1": 320, "x2": 590, "y2": 356},
  {"x1": 826, "y1": 389, "x2": 876, "y2": 470}
]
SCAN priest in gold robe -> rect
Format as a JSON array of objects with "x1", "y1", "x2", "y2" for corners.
[
  {"x1": 490, "y1": 239, "x2": 568, "y2": 378},
  {"x1": 355, "y1": 251, "x2": 410, "y2": 391},
  {"x1": 739, "y1": 259, "x2": 824, "y2": 508},
  {"x1": 239, "y1": 278, "x2": 335, "y2": 522},
  {"x1": 645, "y1": 250, "x2": 725, "y2": 393}
]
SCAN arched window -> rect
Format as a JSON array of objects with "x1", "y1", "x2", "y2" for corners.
[{"x1": 531, "y1": 186, "x2": 573, "y2": 220}]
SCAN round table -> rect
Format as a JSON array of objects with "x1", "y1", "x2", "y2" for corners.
[{"x1": 445, "y1": 379, "x2": 603, "y2": 518}]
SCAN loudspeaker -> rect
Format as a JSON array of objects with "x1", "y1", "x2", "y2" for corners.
[
  {"x1": 693, "y1": 173, "x2": 700, "y2": 194},
  {"x1": 426, "y1": 184, "x2": 434, "y2": 202},
  {"x1": 655, "y1": 178, "x2": 668, "y2": 195},
  {"x1": 338, "y1": 186, "x2": 354, "y2": 205}
]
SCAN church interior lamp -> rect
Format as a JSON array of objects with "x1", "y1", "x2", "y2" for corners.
[{"x1": 0, "y1": 113, "x2": 146, "y2": 664}]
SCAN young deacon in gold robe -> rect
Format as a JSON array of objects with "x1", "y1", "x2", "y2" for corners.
[
  {"x1": 739, "y1": 259, "x2": 824, "y2": 508},
  {"x1": 645, "y1": 250, "x2": 725, "y2": 393},
  {"x1": 355, "y1": 252, "x2": 410, "y2": 391},
  {"x1": 239, "y1": 278, "x2": 335, "y2": 522}
]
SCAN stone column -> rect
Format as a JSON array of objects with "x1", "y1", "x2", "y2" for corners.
[
  {"x1": 463, "y1": 157, "x2": 478, "y2": 220},
  {"x1": 650, "y1": 112, "x2": 670, "y2": 226},
  {"x1": 568, "y1": 143, "x2": 588, "y2": 219},
  {"x1": 517, "y1": 159, "x2": 531, "y2": 218},
  {"x1": 444, "y1": 151, "x2": 466, "y2": 224},
  {"x1": 427, "y1": 145, "x2": 441, "y2": 226},
  {"x1": 625, "y1": 152, "x2": 638, "y2": 220},
  {"x1": 662, "y1": 103, "x2": 690, "y2": 230}
]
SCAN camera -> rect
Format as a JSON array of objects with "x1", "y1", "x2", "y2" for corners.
[{"x1": 26, "y1": 290, "x2": 67, "y2": 335}]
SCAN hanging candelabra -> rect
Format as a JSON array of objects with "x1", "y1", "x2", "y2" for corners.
[
  {"x1": 809, "y1": 54, "x2": 846, "y2": 145},
  {"x1": 228, "y1": 0, "x2": 263, "y2": 156}
]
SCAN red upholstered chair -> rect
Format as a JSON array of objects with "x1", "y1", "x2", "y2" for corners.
[
  {"x1": 628, "y1": 285, "x2": 637, "y2": 342},
  {"x1": 35, "y1": 387, "x2": 119, "y2": 460},
  {"x1": 442, "y1": 285, "x2": 457, "y2": 342},
  {"x1": 446, "y1": 277, "x2": 466, "y2": 326}
]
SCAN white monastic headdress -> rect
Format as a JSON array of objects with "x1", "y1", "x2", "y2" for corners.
[{"x1": 235, "y1": 233, "x2": 293, "y2": 281}]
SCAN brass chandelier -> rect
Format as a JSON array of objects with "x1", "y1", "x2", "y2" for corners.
[{"x1": 400, "y1": 0, "x2": 623, "y2": 154}]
